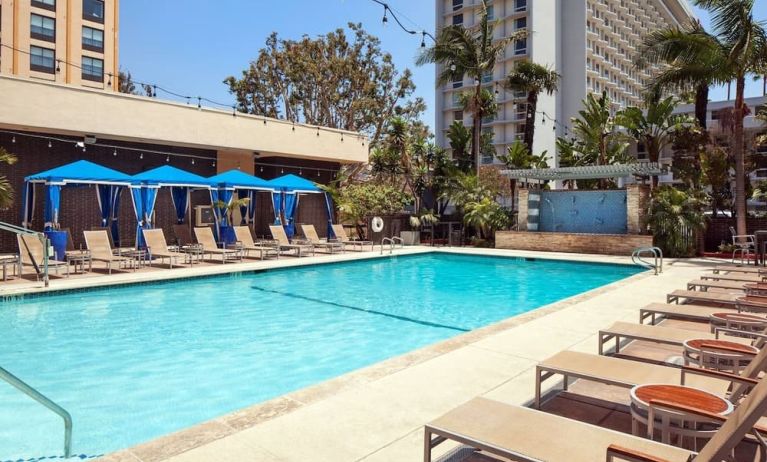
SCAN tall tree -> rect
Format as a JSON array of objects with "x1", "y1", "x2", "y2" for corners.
[
  {"x1": 417, "y1": 0, "x2": 526, "y2": 174},
  {"x1": 118, "y1": 69, "x2": 139, "y2": 95},
  {"x1": 447, "y1": 121, "x2": 472, "y2": 172},
  {"x1": 615, "y1": 96, "x2": 691, "y2": 187},
  {"x1": 225, "y1": 24, "x2": 422, "y2": 144},
  {"x1": 0, "y1": 147, "x2": 18, "y2": 210},
  {"x1": 637, "y1": 20, "x2": 729, "y2": 130},
  {"x1": 503, "y1": 61, "x2": 560, "y2": 153},
  {"x1": 560, "y1": 92, "x2": 631, "y2": 189},
  {"x1": 498, "y1": 140, "x2": 548, "y2": 218}
]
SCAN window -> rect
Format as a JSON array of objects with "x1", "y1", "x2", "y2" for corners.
[
  {"x1": 514, "y1": 17, "x2": 527, "y2": 30},
  {"x1": 83, "y1": 0, "x2": 104, "y2": 23},
  {"x1": 514, "y1": 0, "x2": 527, "y2": 12},
  {"x1": 32, "y1": 0, "x2": 55, "y2": 11},
  {"x1": 481, "y1": 70, "x2": 493, "y2": 84},
  {"x1": 82, "y1": 26, "x2": 104, "y2": 51},
  {"x1": 30, "y1": 14, "x2": 55, "y2": 41},
  {"x1": 452, "y1": 13, "x2": 463, "y2": 25},
  {"x1": 515, "y1": 103, "x2": 527, "y2": 121},
  {"x1": 452, "y1": 92, "x2": 462, "y2": 107},
  {"x1": 514, "y1": 38, "x2": 527, "y2": 55},
  {"x1": 454, "y1": 110, "x2": 464, "y2": 122},
  {"x1": 452, "y1": 75, "x2": 463, "y2": 88},
  {"x1": 452, "y1": 0, "x2": 462, "y2": 11},
  {"x1": 486, "y1": 5, "x2": 494, "y2": 20},
  {"x1": 81, "y1": 55, "x2": 103, "y2": 81},
  {"x1": 30, "y1": 46, "x2": 55, "y2": 73}
]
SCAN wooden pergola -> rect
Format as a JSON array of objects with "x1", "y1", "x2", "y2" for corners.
[{"x1": 500, "y1": 163, "x2": 667, "y2": 181}]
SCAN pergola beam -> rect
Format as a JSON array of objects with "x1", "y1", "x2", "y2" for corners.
[{"x1": 500, "y1": 163, "x2": 666, "y2": 181}]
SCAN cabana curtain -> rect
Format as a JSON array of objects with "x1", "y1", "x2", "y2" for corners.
[
  {"x1": 130, "y1": 186, "x2": 159, "y2": 248},
  {"x1": 43, "y1": 184, "x2": 62, "y2": 231},
  {"x1": 283, "y1": 192, "x2": 299, "y2": 238},
  {"x1": 271, "y1": 192, "x2": 282, "y2": 225},
  {"x1": 211, "y1": 189, "x2": 234, "y2": 227},
  {"x1": 96, "y1": 185, "x2": 124, "y2": 244},
  {"x1": 237, "y1": 189, "x2": 257, "y2": 225},
  {"x1": 20, "y1": 182, "x2": 35, "y2": 228},
  {"x1": 170, "y1": 187, "x2": 190, "y2": 224},
  {"x1": 324, "y1": 193, "x2": 336, "y2": 239}
]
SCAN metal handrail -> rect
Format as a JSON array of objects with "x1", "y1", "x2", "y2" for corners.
[
  {"x1": 0, "y1": 221, "x2": 50, "y2": 287},
  {"x1": 0, "y1": 366, "x2": 72, "y2": 458},
  {"x1": 391, "y1": 236, "x2": 404, "y2": 248},
  {"x1": 632, "y1": 246, "x2": 663, "y2": 275},
  {"x1": 380, "y1": 237, "x2": 395, "y2": 255}
]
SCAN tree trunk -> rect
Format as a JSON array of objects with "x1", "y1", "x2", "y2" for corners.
[
  {"x1": 648, "y1": 137, "x2": 660, "y2": 188},
  {"x1": 472, "y1": 83, "x2": 483, "y2": 176},
  {"x1": 524, "y1": 91, "x2": 538, "y2": 152},
  {"x1": 734, "y1": 76, "x2": 747, "y2": 236},
  {"x1": 694, "y1": 84, "x2": 709, "y2": 130}
]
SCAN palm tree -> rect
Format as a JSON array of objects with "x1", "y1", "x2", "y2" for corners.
[
  {"x1": 503, "y1": 61, "x2": 560, "y2": 152},
  {"x1": 498, "y1": 140, "x2": 548, "y2": 216},
  {"x1": 0, "y1": 147, "x2": 17, "y2": 210},
  {"x1": 647, "y1": 186, "x2": 707, "y2": 257},
  {"x1": 567, "y1": 92, "x2": 631, "y2": 189},
  {"x1": 447, "y1": 121, "x2": 472, "y2": 172},
  {"x1": 417, "y1": 0, "x2": 526, "y2": 174},
  {"x1": 641, "y1": 0, "x2": 767, "y2": 236},
  {"x1": 615, "y1": 96, "x2": 692, "y2": 187},
  {"x1": 637, "y1": 20, "x2": 729, "y2": 130}
]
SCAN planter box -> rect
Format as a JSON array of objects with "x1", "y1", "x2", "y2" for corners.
[
  {"x1": 495, "y1": 230, "x2": 652, "y2": 256},
  {"x1": 400, "y1": 231, "x2": 420, "y2": 246}
]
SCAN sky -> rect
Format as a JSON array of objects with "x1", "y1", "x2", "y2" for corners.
[{"x1": 120, "y1": 1, "x2": 767, "y2": 133}]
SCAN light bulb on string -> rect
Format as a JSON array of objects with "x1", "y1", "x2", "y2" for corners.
[
  {"x1": 191, "y1": 159, "x2": 195, "y2": 165},
  {"x1": 420, "y1": 32, "x2": 426, "y2": 48},
  {"x1": 166, "y1": 155, "x2": 170, "y2": 163},
  {"x1": 299, "y1": 168, "x2": 303, "y2": 176},
  {"x1": 140, "y1": 153, "x2": 144, "y2": 159},
  {"x1": 281, "y1": 168, "x2": 284, "y2": 174},
  {"x1": 113, "y1": 148, "x2": 117, "y2": 156},
  {"x1": 48, "y1": 140, "x2": 52, "y2": 148},
  {"x1": 11, "y1": 136, "x2": 15, "y2": 144},
  {"x1": 260, "y1": 166, "x2": 264, "y2": 173},
  {"x1": 382, "y1": 7, "x2": 388, "y2": 25}
]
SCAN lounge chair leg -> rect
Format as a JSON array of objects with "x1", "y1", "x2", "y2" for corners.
[
  {"x1": 534, "y1": 366, "x2": 542, "y2": 409},
  {"x1": 423, "y1": 429, "x2": 431, "y2": 462}
]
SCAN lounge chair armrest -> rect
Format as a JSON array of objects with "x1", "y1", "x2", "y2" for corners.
[
  {"x1": 647, "y1": 399, "x2": 726, "y2": 423},
  {"x1": 699, "y1": 342, "x2": 758, "y2": 356},
  {"x1": 292, "y1": 238, "x2": 312, "y2": 245},
  {"x1": 680, "y1": 365, "x2": 759, "y2": 387},
  {"x1": 606, "y1": 445, "x2": 671, "y2": 462}
]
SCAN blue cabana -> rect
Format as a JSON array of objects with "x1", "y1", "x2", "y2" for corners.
[
  {"x1": 23, "y1": 161, "x2": 135, "y2": 242},
  {"x1": 267, "y1": 174, "x2": 333, "y2": 239},
  {"x1": 131, "y1": 165, "x2": 213, "y2": 247},
  {"x1": 207, "y1": 170, "x2": 274, "y2": 239}
]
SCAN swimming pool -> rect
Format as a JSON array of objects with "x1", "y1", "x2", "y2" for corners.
[{"x1": 0, "y1": 252, "x2": 642, "y2": 460}]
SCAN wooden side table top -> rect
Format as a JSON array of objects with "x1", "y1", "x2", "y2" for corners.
[
  {"x1": 631, "y1": 384, "x2": 733, "y2": 415},
  {"x1": 684, "y1": 338, "x2": 759, "y2": 355},
  {"x1": 710, "y1": 312, "x2": 767, "y2": 323}
]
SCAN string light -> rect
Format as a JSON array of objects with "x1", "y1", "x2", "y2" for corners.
[
  {"x1": 48, "y1": 140, "x2": 52, "y2": 148},
  {"x1": 12, "y1": 136, "x2": 16, "y2": 143},
  {"x1": 113, "y1": 148, "x2": 118, "y2": 156},
  {"x1": 166, "y1": 155, "x2": 170, "y2": 162},
  {"x1": 191, "y1": 158, "x2": 195, "y2": 165},
  {"x1": 369, "y1": 1, "x2": 435, "y2": 44},
  {"x1": 140, "y1": 153, "x2": 144, "y2": 159}
]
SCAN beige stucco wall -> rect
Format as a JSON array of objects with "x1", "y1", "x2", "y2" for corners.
[
  {"x1": 0, "y1": 0, "x2": 118, "y2": 90},
  {"x1": 0, "y1": 76, "x2": 369, "y2": 163}
]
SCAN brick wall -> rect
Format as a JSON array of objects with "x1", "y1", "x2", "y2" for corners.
[
  {"x1": 0, "y1": 132, "x2": 339, "y2": 252},
  {"x1": 704, "y1": 217, "x2": 767, "y2": 252},
  {"x1": 517, "y1": 188, "x2": 529, "y2": 230},
  {"x1": 495, "y1": 231, "x2": 653, "y2": 255},
  {"x1": 626, "y1": 184, "x2": 650, "y2": 234}
]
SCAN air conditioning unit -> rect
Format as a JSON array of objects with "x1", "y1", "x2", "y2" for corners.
[{"x1": 195, "y1": 206, "x2": 215, "y2": 227}]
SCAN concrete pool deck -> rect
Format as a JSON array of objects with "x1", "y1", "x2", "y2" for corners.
[{"x1": 2, "y1": 247, "x2": 722, "y2": 461}]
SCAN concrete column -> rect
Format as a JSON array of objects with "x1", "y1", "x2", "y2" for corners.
[
  {"x1": 627, "y1": 184, "x2": 650, "y2": 234},
  {"x1": 517, "y1": 188, "x2": 529, "y2": 231}
]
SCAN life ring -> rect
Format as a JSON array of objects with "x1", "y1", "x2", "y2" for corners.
[{"x1": 371, "y1": 216, "x2": 384, "y2": 233}]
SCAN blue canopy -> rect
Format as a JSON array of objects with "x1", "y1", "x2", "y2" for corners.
[
  {"x1": 208, "y1": 169, "x2": 274, "y2": 191},
  {"x1": 267, "y1": 174, "x2": 322, "y2": 193},
  {"x1": 132, "y1": 165, "x2": 211, "y2": 188},
  {"x1": 25, "y1": 160, "x2": 135, "y2": 186}
]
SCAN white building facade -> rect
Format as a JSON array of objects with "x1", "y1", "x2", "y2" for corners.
[{"x1": 434, "y1": 0, "x2": 695, "y2": 166}]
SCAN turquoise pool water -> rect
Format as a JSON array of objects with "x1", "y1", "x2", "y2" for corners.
[{"x1": 0, "y1": 253, "x2": 642, "y2": 460}]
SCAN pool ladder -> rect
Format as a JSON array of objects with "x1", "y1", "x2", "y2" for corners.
[
  {"x1": 0, "y1": 366, "x2": 72, "y2": 457},
  {"x1": 631, "y1": 247, "x2": 663, "y2": 275},
  {"x1": 380, "y1": 236, "x2": 404, "y2": 255}
]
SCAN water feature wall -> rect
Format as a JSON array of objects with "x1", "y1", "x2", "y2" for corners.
[{"x1": 537, "y1": 190, "x2": 628, "y2": 234}]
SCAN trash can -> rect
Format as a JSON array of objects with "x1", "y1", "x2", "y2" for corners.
[{"x1": 44, "y1": 230, "x2": 67, "y2": 261}]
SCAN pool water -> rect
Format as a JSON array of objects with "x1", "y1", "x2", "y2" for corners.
[{"x1": 0, "y1": 253, "x2": 642, "y2": 460}]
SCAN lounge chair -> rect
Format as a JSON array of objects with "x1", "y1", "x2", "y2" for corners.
[
  {"x1": 142, "y1": 229, "x2": 186, "y2": 269},
  {"x1": 425, "y1": 372, "x2": 767, "y2": 462},
  {"x1": 268, "y1": 225, "x2": 314, "y2": 257},
  {"x1": 639, "y1": 303, "x2": 731, "y2": 325},
  {"x1": 83, "y1": 230, "x2": 133, "y2": 274},
  {"x1": 193, "y1": 227, "x2": 241, "y2": 264},
  {"x1": 331, "y1": 224, "x2": 373, "y2": 251},
  {"x1": 701, "y1": 272, "x2": 766, "y2": 283},
  {"x1": 233, "y1": 226, "x2": 279, "y2": 260},
  {"x1": 597, "y1": 321, "x2": 756, "y2": 356},
  {"x1": 90, "y1": 226, "x2": 133, "y2": 256},
  {"x1": 713, "y1": 265, "x2": 763, "y2": 275},
  {"x1": 534, "y1": 349, "x2": 766, "y2": 409},
  {"x1": 300, "y1": 224, "x2": 344, "y2": 254},
  {"x1": 16, "y1": 234, "x2": 69, "y2": 280},
  {"x1": 687, "y1": 279, "x2": 749, "y2": 292},
  {"x1": 667, "y1": 289, "x2": 740, "y2": 305}
]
